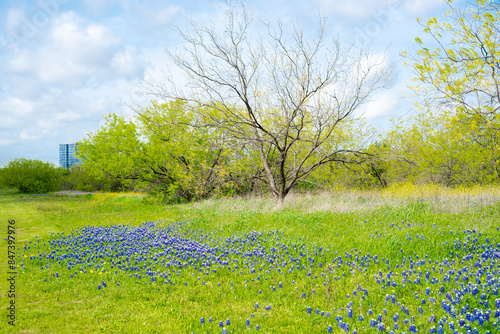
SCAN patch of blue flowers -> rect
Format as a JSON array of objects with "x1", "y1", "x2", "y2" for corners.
[{"x1": 20, "y1": 221, "x2": 500, "y2": 333}]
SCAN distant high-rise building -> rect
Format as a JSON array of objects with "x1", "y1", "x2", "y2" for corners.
[{"x1": 59, "y1": 143, "x2": 80, "y2": 169}]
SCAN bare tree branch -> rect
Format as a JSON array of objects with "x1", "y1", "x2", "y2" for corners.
[{"x1": 146, "y1": 2, "x2": 393, "y2": 204}]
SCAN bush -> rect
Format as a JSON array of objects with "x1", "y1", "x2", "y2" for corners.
[
  {"x1": 0, "y1": 158, "x2": 63, "y2": 193},
  {"x1": 60, "y1": 165, "x2": 136, "y2": 192}
]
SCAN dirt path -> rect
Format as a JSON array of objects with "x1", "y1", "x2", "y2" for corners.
[{"x1": 51, "y1": 190, "x2": 95, "y2": 195}]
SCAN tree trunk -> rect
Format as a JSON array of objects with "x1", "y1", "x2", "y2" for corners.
[
  {"x1": 275, "y1": 193, "x2": 285, "y2": 207},
  {"x1": 274, "y1": 186, "x2": 289, "y2": 207}
]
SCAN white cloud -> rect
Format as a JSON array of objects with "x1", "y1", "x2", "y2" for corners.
[
  {"x1": 38, "y1": 12, "x2": 121, "y2": 85},
  {"x1": 318, "y1": 0, "x2": 397, "y2": 20},
  {"x1": 111, "y1": 47, "x2": 145, "y2": 78},
  {"x1": 0, "y1": 139, "x2": 18, "y2": 146},
  {"x1": 53, "y1": 111, "x2": 85, "y2": 122},
  {"x1": 5, "y1": 8, "x2": 27, "y2": 35},
  {"x1": 20, "y1": 127, "x2": 52, "y2": 140},
  {"x1": 359, "y1": 91, "x2": 398, "y2": 120},
  {"x1": 5, "y1": 11, "x2": 136, "y2": 87},
  {"x1": 82, "y1": 0, "x2": 126, "y2": 16},
  {"x1": 319, "y1": 0, "x2": 447, "y2": 19},
  {"x1": 0, "y1": 97, "x2": 35, "y2": 116},
  {"x1": 138, "y1": 5, "x2": 180, "y2": 26},
  {"x1": 7, "y1": 50, "x2": 32, "y2": 72},
  {"x1": 404, "y1": 0, "x2": 444, "y2": 15},
  {"x1": 0, "y1": 112, "x2": 22, "y2": 130}
]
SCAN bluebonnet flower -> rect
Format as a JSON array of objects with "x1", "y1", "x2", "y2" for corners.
[{"x1": 23, "y1": 219, "x2": 500, "y2": 333}]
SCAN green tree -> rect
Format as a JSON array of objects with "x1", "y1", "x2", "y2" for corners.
[
  {"x1": 136, "y1": 100, "x2": 239, "y2": 201},
  {"x1": 383, "y1": 109, "x2": 494, "y2": 186},
  {"x1": 77, "y1": 100, "x2": 243, "y2": 202},
  {"x1": 60, "y1": 165, "x2": 128, "y2": 192},
  {"x1": 404, "y1": 0, "x2": 500, "y2": 182},
  {"x1": 0, "y1": 158, "x2": 63, "y2": 193},
  {"x1": 76, "y1": 113, "x2": 141, "y2": 190}
]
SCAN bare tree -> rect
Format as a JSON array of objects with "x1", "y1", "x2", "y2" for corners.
[{"x1": 148, "y1": 3, "x2": 393, "y2": 204}]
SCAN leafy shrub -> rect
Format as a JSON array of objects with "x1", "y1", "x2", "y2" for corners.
[
  {"x1": 0, "y1": 158, "x2": 63, "y2": 193},
  {"x1": 60, "y1": 165, "x2": 131, "y2": 192}
]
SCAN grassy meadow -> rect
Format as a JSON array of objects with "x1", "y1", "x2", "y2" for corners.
[{"x1": 1, "y1": 185, "x2": 500, "y2": 333}]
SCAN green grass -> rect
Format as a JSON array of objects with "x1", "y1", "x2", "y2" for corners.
[{"x1": 1, "y1": 188, "x2": 500, "y2": 333}]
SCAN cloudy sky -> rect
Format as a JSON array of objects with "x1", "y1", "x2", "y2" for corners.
[{"x1": 0, "y1": 0, "x2": 459, "y2": 166}]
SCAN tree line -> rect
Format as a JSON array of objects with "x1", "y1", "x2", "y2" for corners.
[{"x1": 1, "y1": 0, "x2": 499, "y2": 203}]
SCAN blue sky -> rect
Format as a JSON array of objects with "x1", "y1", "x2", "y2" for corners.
[{"x1": 0, "y1": 0, "x2": 459, "y2": 166}]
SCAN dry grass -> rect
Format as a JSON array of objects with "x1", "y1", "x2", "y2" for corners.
[
  {"x1": 188, "y1": 184, "x2": 500, "y2": 215},
  {"x1": 381, "y1": 183, "x2": 500, "y2": 213}
]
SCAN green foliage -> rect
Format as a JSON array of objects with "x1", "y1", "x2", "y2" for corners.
[
  {"x1": 77, "y1": 100, "x2": 251, "y2": 202},
  {"x1": 403, "y1": 0, "x2": 500, "y2": 183},
  {"x1": 75, "y1": 113, "x2": 140, "y2": 191},
  {"x1": 60, "y1": 165, "x2": 130, "y2": 192},
  {"x1": 0, "y1": 158, "x2": 63, "y2": 193},
  {"x1": 382, "y1": 107, "x2": 497, "y2": 187}
]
